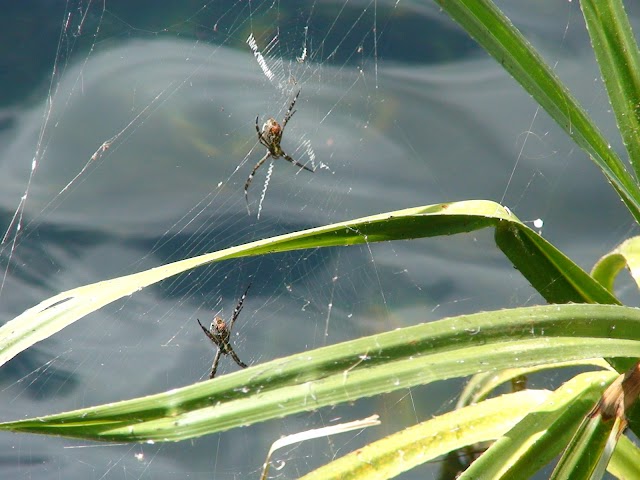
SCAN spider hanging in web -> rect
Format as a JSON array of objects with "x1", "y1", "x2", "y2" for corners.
[
  {"x1": 197, "y1": 284, "x2": 251, "y2": 379},
  {"x1": 245, "y1": 90, "x2": 315, "y2": 211}
]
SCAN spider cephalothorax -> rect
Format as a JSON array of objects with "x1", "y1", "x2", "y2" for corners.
[{"x1": 244, "y1": 90, "x2": 315, "y2": 210}]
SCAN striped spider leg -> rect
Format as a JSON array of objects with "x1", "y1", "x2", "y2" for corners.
[{"x1": 197, "y1": 284, "x2": 251, "y2": 379}]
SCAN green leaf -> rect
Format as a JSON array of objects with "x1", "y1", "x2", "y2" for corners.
[
  {"x1": 553, "y1": 362, "x2": 640, "y2": 479},
  {"x1": 608, "y1": 434, "x2": 640, "y2": 478},
  {"x1": 458, "y1": 359, "x2": 612, "y2": 407},
  {"x1": 549, "y1": 411, "x2": 619, "y2": 480},
  {"x1": 592, "y1": 236, "x2": 640, "y2": 292},
  {"x1": 433, "y1": 0, "x2": 640, "y2": 223},
  {"x1": 581, "y1": 0, "x2": 640, "y2": 179},
  {"x1": 459, "y1": 371, "x2": 617, "y2": 480},
  {"x1": 300, "y1": 390, "x2": 551, "y2": 480},
  {"x1": 494, "y1": 222, "x2": 618, "y2": 305},
  {"x1": 0, "y1": 201, "x2": 619, "y2": 372},
  {"x1": 1, "y1": 303, "x2": 639, "y2": 443}
]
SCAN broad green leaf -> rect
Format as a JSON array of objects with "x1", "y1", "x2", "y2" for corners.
[
  {"x1": 581, "y1": 0, "x2": 640, "y2": 179},
  {"x1": 434, "y1": 0, "x2": 640, "y2": 223},
  {"x1": 300, "y1": 390, "x2": 551, "y2": 480},
  {"x1": 1, "y1": 303, "x2": 639, "y2": 442}
]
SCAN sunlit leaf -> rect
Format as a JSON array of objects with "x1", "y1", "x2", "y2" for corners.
[
  {"x1": 1, "y1": 303, "x2": 639, "y2": 442},
  {"x1": 592, "y1": 236, "x2": 640, "y2": 292},
  {"x1": 581, "y1": 0, "x2": 640, "y2": 179},
  {"x1": 0, "y1": 201, "x2": 619, "y2": 372},
  {"x1": 433, "y1": 0, "x2": 640, "y2": 223},
  {"x1": 301, "y1": 390, "x2": 551, "y2": 480}
]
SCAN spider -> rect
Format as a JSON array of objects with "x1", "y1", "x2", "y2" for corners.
[
  {"x1": 197, "y1": 284, "x2": 251, "y2": 379},
  {"x1": 245, "y1": 90, "x2": 315, "y2": 209}
]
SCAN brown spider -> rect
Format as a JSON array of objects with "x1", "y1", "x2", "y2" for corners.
[
  {"x1": 245, "y1": 90, "x2": 315, "y2": 210},
  {"x1": 197, "y1": 284, "x2": 251, "y2": 379}
]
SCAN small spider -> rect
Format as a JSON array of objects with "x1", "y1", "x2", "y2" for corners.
[
  {"x1": 245, "y1": 90, "x2": 315, "y2": 210},
  {"x1": 197, "y1": 284, "x2": 251, "y2": 379}
]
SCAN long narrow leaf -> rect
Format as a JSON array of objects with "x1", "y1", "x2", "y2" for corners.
[
  {"x1": 458, "y1": 359, "x2": 612, "y2": 407},
  {"x1": 592, "y1": 236, "x2": 640, "y2": 292},
  {"x1": 1, "y1": 303, "x2": 639, "y2": 442},
  {"x1": 608, "y1": 434, "x2": 640, "y2": 478},
  {"x1": 434, "y1": 0, "x2": 640, "y2": 223},
  {"x1": 459, "y1": 372, "x2": 617, "y2": 480},
  {"x1": 552, "y1": 362, "x2": 640, "y2": 479},
  {"x1": 300, "y1": 390, "x2": 552, "y2": 480},
  {"x1": 0, "y1": 201, "x2": 619, "y2": 370},
  {"x1": 581, "y1": 0, "x2": 640, "y2": 178}
]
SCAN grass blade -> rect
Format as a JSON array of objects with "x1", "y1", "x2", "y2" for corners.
[
  {"x1": 1, "y1": 303, "x2": 639, "y2": 442},
  {"x1": 434, "y1": 0, "x2": 640, "y2": 223},
  {"x1": 459, "y1": 372, "x2": 617, "y2": 480},
  {"x1": 300, "y1": 390, "x2": 551, "y2": 480},
  {"x1": 0, "y1": 201, "x2": 619, "y2": 371},
  {"x1": 581, "y1": 0, "x2": 640, "y2": 179}
]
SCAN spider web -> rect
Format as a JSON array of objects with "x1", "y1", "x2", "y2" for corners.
[{"x1": 0, "y1": 1, "x2": 636, "y2": 479}]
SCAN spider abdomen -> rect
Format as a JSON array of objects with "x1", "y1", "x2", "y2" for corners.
[{"x1": 262, "y1": 118, "x2": 283, "y2": 148}]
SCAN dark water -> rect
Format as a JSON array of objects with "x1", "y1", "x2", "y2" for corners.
[{"x1": 0, "y1": 1, "x2": 636, "y2": 478}]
